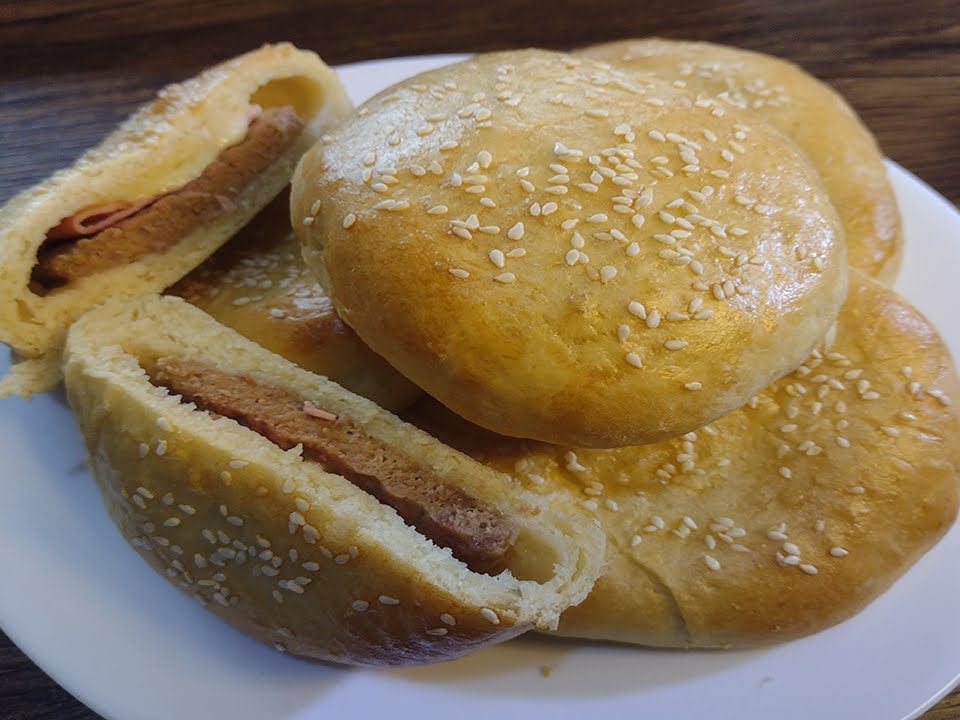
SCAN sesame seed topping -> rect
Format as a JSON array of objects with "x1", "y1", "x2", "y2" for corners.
[
  {"x1": 628, "y1": 301, "x2": 646, "y2": 319},
  {"x1": 493, "y1": 272, "x2": 516, "y2": 284},
  {"x1": 830, "y1": 547, "x2": 849, "y2": 557},
  {"x1": 449, "y1": 268, "x2": 470, "y2": 279},
  {"x1": 352, "y1": 600, "x2": 369, "y2": 612},
  {"x1": 599, "y1": 265, "x2": 618, "y2": 282},
  {"x1": 155, "y1": 440, "x2": 167, "y2": 456},
  {"x1": 684, "y1": 381, "x2": 703, "y2": 391},
  {"x1": 799, "y1": 563, "x2": 819, "y2": 575},
  {"x1": 342, "y1": 213, "x2": 357, "y2": 229},
  {"x1": 664, "y1": 339, "x2": 688, "y2": 351},
  {"x1": 480, "y1": 607, "x2": 500, "y2": 625},
  {"x1": 625, "y1": 352, "x2": 644, "y2": 369},
  {"x1": 704, "y1": 555, "x2": 721, "y2": 571},
  {"x1": 488, "y1": 249, "x2": 506, "y2": 268},
  {"x1": 507, "y1": 222, "x2": 525, "y2": 240}
]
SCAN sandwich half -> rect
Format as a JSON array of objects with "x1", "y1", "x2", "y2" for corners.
[
  {"x1": 0, "y1": 43, "x2": 351, "y2": 397},
  {"x1": 63, "y1": 294, "x2": 605, "y2": 666}
]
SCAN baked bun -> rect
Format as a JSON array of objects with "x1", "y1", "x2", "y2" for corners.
[
  {"x1": 408, "y1": 270, "x2": 959, "y2": 647},
  {"x1": 167, "y1": 190, "x2": 422, "y2": 412},
  {"x1": 293, "y1": 49, "x2": 847, "y2": 448},
  {"x1": 578, "y1": 38, "x2": 901, "y2": 283},
  {"x1": 0, "y1": 43, "x2": 352, "y2": 398},
  {"x1": 62, "y1": 294, "x2": 604, "y2": 666}
]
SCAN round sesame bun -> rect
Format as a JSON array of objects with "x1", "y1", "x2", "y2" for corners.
[
  {"x1": 578, "y1": 38, "x2": 902, "y2": 283},
  {"x1": 62, "y1": 293, "x2": 605, "y2": 666},
  {"x1": 0, "y1": 43, "x2": 352, "y2": 398},
  {"x1": 167, "y1": 190, "x2": 422, "y2": 412},
  {"x1": 292, "y1": 49, "x2": 847, "y2": 448},
  {"x1": 408, "y1": 270, "x2": 960, "y2": 647}
]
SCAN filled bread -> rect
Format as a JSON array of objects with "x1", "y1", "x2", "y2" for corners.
[
  {"x1": 62, "y1": 294, "x2": 605, "y2": 666},
  {"x1": 292, "y1": 49, "x2": 847, "y2": 448},
  {"x1": 0, "y1": 43, "x2": 352, "y2": 398},
  {"x1": 579, "y1": 38, "x2": 901, "y2": 283},
  {"x1": 167, "y1": 190, "x2": 422, "y2": 412},
  {"x1": 408, "y1": 270, "x2": 959, "y2": 647}
]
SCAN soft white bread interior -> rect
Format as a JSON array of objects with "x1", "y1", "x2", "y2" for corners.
[
  {"x1": 408, "y1": 270, "x2": 959, "y2": 647},
  {"x1": 0, "y1": 43, "x2": 352, "y2": 397},
  {"x1": 63, "y1": 294, "x2": 605, "y2": 666}
]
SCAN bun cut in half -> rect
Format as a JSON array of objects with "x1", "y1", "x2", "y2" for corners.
[
  {"x1": 293, "y1": 49, "x2": 847, "y2": 448},
  {"x1": 63, "y1": 294, "x2": 604, "y2": 666},
  {"x1": 0, "y1": 43, "x2": 351, "y2": 398},
  {"x1": 409, "y1": 271, "x2": 959, "y2": 648}
]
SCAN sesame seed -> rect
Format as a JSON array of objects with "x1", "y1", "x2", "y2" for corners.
[
  {"x1": 800, "y1": 563, "x2": 819, "y2": 575},
  {"x1": 646, "y1": 309, "x2": 661, "y2": 328},
  {"x1": 599, "y1": 265, "x2": 617, "y2": 282},
  {"x1": 704, "y1": 555, "x2": 721, "y2": 571},
  {"x1": 783, "y1": 542, "x2": 801, "y2": 556},
  {"x1": 664, "y1": 339, "x2": 688, "y2": 350},
  {"x1": 830, "y1": 547, "x2": 849, "y2": 557},
  {"x1": 507, "y1": 222, "x2": 524, "y2": 240},
  {"x1": 881, "y1": 426, "x2": 900, "y2": 438},
  {"x1": 163, "y1": 517, "x2": 181, "y2": 528},
  {"x1": 342, "y1": 213, "x2": 357, "y2": 229},
  {"x1": 586, "y1": 213, "x2": 608, "y2": 223},
  {"x1": 352, "y1": 600, "x2": 369, "y2": 612},
  {"x1": 779, "y1": 466, "x2": 792, "y2": 479},
  {"x1": 625, "y1": 352, "x2": 643, "y2": 369},
  {"x1": 155, "y1": 440, "x2": 167, "y2": 456},
  {"x1": 449, "y1": 268, "x2": 470, "y2": 279},
  {"x1": 849, "y1": 485, "x2": 866, "y2": 495},
  {"x1": 488, "y1": 249, "x2": 505, "y2": 268},
  {"x1": 493, "y1": 272, "x2": 516, "y2": 284},
  {"x1": 617, "y1": 324, "x2": 631, "y2": 342},
  {"x1": 684, "y1": 381, "x2": 703, "y2": 391},
  {"x1": 480, "y1": 607, "x2": 500, "y2": 625},
  {"x1": 451, "y1": 226, "x2": 472, "y2": 240},
  {"x1": 628, "y1": 301, "x2": 646, "y2": 319}
]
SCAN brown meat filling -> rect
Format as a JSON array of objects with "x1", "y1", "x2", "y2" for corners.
[
  {"x1": 32, "y1": 106, "x2": 305, "y2": 292},
  {"x1": 150, "y1": 357, "x2": 519, "y2": 574}
]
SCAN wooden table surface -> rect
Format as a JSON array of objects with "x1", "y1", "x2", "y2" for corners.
[{"x1": 0, "y1": 1, "x2": 957, "y2": 718}]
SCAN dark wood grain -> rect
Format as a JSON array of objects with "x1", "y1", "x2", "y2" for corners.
[{"x1": 1, "y1": 1, "x2": 958, "y2": 718}]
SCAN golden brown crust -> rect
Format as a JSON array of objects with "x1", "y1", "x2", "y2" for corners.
[
  {"x1": 63, "y1": 294, "x2": 605, "y2": 666},
  {"x1": 167, "y1": 191, "x2": 422, "y2": 412},
  {"x1": 407, "y1": 270, "x2": 959, "y2": 647},
  {"x1": 0, "y1": 43, "x2": 353, "y2": 396},
  {"x1": 293, "y1": 49, "x2": 847, "y2": 448},
  {"x1": 578, "y1": 38, "x2": 902, "y2": 283}
]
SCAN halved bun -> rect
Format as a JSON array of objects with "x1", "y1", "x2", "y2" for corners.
[
  {"x1": 0, "y1": 43, "x2": 352, "y2": 397},
  {"x1": 63, "y1": 294, "x2": 605, "y2": 666}
]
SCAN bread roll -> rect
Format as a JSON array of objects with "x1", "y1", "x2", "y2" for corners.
[
  {"x1": 579, "y1": 38, "x2": 901, "y2": 282},
  {"x1": 293, "y1": 49, "x2": 847, "y2": 448},
  {"x1": 408, "y1": 270, "x2": 959, "y2": 647},
  {"x1": 167, "y1": 190, "x2": 422, "y2": 412},
  {"x1": 63, "y1": 294, "x2": 605, "y2": 666},
  {"x1": 0, "y1": 43, "x2": 352, "y2": 398}
]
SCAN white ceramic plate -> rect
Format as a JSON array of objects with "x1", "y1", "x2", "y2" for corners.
[{"x1": 1, "y1": 55, "x2": 959, "y2": 720}]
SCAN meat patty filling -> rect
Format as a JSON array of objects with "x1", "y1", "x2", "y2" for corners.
[
  {"x1": 32, "y1": 106, "x2": 305, "y2": 292},
  {"x1": 149, "y1": 356, "x2": 519, "y2": 573}
]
